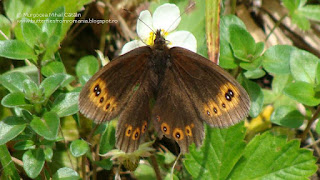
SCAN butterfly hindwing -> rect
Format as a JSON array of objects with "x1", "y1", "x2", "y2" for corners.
[
  {"x1": 79, "y1": 47, "x2": 152, "y2": 124},
  {"x1": 169, "y1": 47, "x2": 250, "y2": 127},
  {"x1": 116, "y1": 73, "x2": 153, "y2": 153},
  {"x1": 152, "y1": 67, "x2": 204, "y2": 153}
]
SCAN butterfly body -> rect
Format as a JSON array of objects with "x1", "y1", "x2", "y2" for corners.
[{"x1": 79, "y1": 30, "x2": 250, "y2": 153}]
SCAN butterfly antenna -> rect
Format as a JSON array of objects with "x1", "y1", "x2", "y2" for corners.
[
  {"x1": 123, "y1": 8, "x2": 155, "y2": 46},
  {"x1": 165, "y1": 2, "x2": 196, "y2": 33}
]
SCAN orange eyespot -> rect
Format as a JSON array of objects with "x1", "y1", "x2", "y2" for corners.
[
  {"x1": 173, "y1": 128, "x2": 184, "y2": 141},
  {"x1": 190, "y1": 123, "x2": 195, "y2": 128},
  {"x1": 125, "y1": 125, "x2": 133, "y2": 137},
  {"x1": 185, "y1": 125, "x2": 192, "y2": 137},
  {"x1": 132, "y1": 128, "x2": 141, "y2": 140},
  {"x1": 141, "y1": 121, "x2": 147, "y2": 133},
  {"x1": 161, "y1": 122, "x2": 170, "y2": 135},
  {"x1": 156, "y1": 115, "x2": 161, "y2": 122}
]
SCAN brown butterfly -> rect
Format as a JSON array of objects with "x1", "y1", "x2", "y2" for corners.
[{"x1": 79, "y1": 30, "x2": 250, "y2": 153}]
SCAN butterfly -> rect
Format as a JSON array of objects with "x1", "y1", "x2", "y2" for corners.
[{"x1": 79, "y1": 29, "x2": 250, "y2": 153}]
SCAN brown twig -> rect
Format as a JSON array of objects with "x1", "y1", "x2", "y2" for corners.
[
  {"x1": 300, "y1": 105, "x2": 320, "y2": 141},
  {"x1": 150, "y1": 154, "x2": 162, "y2": 180},
  {"x1": 81, "y1": 156, "x2": 87, "y2": 180},
  {"x1": 308, "y1": 131, "x2": 320, "y2": 156}
]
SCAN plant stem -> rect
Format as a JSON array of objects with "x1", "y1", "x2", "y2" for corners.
[
  {"x1": 150, "y1": 154, "x2": 162, "y2": 180},
  {"x1": 265, "y1": 14, "x2": 288, "y2": 41},
  {"x1": 301, "y1": 105, "x2": 320, "y2": 141},
  {"x1": 81, "y1": 156, "x2": 87, "y2": 180}
]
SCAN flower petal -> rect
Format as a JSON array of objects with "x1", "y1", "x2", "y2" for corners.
[
  {"x1": 166, "y1": 31, "x2": 197, "y2": 52},
  {"x1": 121, "y1": 40, "x2": 145, "y2": 55},
  {"x1": 137, "y1": 10, "x2": 153, "y2": 41},
  {"x1": 153, "y1": 3, "x2": 181, "y2": 32}
]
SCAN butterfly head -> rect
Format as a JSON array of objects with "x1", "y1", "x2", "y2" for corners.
[{"x1": 152, "y1": 29, "x2": 169, "y2": 50}]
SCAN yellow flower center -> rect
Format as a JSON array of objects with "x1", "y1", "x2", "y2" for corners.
[{"x1": 145, "y1": 29, "x2": 169, "y2": 46}]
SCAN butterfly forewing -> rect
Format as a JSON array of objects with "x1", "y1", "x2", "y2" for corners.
[
  {"x1": 169, "y1": 47, "x2": 250, "y2": 127},
  {"x1": 79, "y1": 47, "x2": 152, "y2": 124}
]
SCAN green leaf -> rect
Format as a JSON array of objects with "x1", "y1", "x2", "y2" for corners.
[
  {"x1": 239, "y1": 56, "x2": 262, "y2": 71},
  {"x1": 52, "y1": 167, "x2": 80, "y2": 180},
  {"x1": 94, "y1": 158, "x2": 113, "y2": 170},
  {"x1": 0, "y1": 71, "x2": 31, "y2": 92},
  {"x1": 70, "y1": 139, "x2": 89, "y2": 157},
  {"x1": 299, "y1": 5, "x2": 320, "y2": 21},
  {"x1": 173, "y1": 0, "x2": 207, "y2": 56},
  {"x1": 0, "y1": 145, "x2": 20, "y2": 179},
  {"x1": 219, "y1": 15, "x2": 246, "y2": 69},
  {"x1": 21, "y1": 18, "x2": 42, "y2": 48},
  {"x1": 99, "y1": 123, "x2": 116, "y2": 154},
  {"x1": 0, "y1": 15, "x2": 11, "y2": 41},
  {"x1": 44, "y1": 147, "x2": 53, "y2": 161},
  {"x1": 30, "y1": 112, "x2": 60, "y2": 140},
  {"x1": 0, "y1": 116, "x2": 26, "y2": 145},
  {"x1": 41, "y1": 61, "x2": 66, "y2": 77},
  {"x1": 293, "y1": 14, "x2": 310, "y2": 30},
  {"x1": 76, "y1": 56, "x2": 99, "y2": 77},
  {"x1": 0, "y1": 40, "x2": 36, "y2": 60},
  {"x1": 184, "y1": 123, "x2": 246, "y2": 180},
  {"x1": 40, "y1": 74, "x2": 66, "y2": 98},
  {"x1": 253, "y1": 42, "x2": 265, "y2": 58},
  {"x1": 42, "y1": 6, "x2": 64, "y2": 39},
  {"x1": 244, "y1": 68, "x2": 266, "y2": 79},
  {"x1": 229, "y1": 25, "x2": 255, "y2": 62},
  {"x1": 229, "y1": 131, "x2": 317, "y2": 179},
  {"x1": 262, "y1": 45, "x2": 296, "y2": 74},
  {"x1": 51, "y1": 92, "x2": 79, "y2": 117},
  {"x1": 284, "y1": 81, "x2": 320, "y2": 106},
  {"x1": 3, "y1": 0, "x2": 42, "y2": 21},
  {"x1": 290, "y1": 49, "x2": 320, "y2": 84},
  {"x1": 270, "y1": 106, "x2": 304, "y2": 128},
  {"x1": 219, "y1": 39, "x2": 237, "y2": 69},
  {"x1": 14, "y1": 140, "x2": 35, "y2": 150},
  {"x1": 1, "y1": 92, "x2": 29, "y2": 108},
  {"x1": 220, "y1": 15, "x2": 247, "y2": 42},
  {"x1": 282, "y1": 0, "x2": 301, "y2": 12},
  {"x1": 241, "y1": 78, "x2": 264, "y2": 117},
  {"x1": 23, "y1": 79, "x2": 42, "y2": 102},
  {"x1": 134, "y1": 164, "x2": 156, "y2": 179},
  {"x1": 23, "y1": 149, "x2": 45, "y2": 179},
  {"x1": 316, "y1": 120, "x2": 320, "y2": 135},
  {"x1": 272, "y1": 74, "x2": 292, "y2": 95}
]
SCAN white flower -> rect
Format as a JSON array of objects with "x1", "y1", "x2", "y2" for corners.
[{"x1": 121, "y1": 3, "x2": 197, "y2": 54}]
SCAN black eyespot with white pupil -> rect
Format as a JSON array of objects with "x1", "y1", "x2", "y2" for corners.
[
  {"x1": 228, "y1": 89, "x2": 234, "y2": 97},
  {"x1": 163, "y1": 126, "x2": 167, "y2": 132},
  {"x1": 225, "y1": 93, "x2": 231, "y2": 101},
  {"x1": 175, "y1": 132, "x2": 180, "y2": 139},
  {"x1": 93, "y1": 85, "x2": 101, "y2": 96}
]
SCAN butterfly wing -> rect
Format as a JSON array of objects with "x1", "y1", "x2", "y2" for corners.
[
  {"x1": 79, "y1": 47, "x2": 151, "y2": 123},
  {"x1": 152, "y1": 47, "x2": 250, "y2": 153},
  {"x1": 152, "y1": 67, "x2": 205, "y2": 153},
  {"x1": 79, "y1": 47, "x2": 153, "y2": 153},
  {"x1": 169, "y1": 47, "x2": 250, "y2": 127}
]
